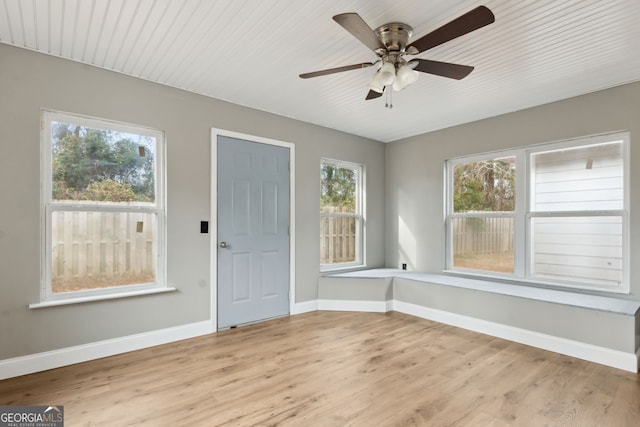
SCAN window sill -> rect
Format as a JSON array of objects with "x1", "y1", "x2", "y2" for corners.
[
  {"x1": 29, "y1": 287, "x2": 177, "y2": 309},
  {"x1": 323, "y1": 267, "x2": 399, "y2": 278},
  {"x1": 320, "y1": 264, "x2": 367, "y2": 275},
  {"x1": 443, "y1": 269, "x2": 628, "y2": 295}
]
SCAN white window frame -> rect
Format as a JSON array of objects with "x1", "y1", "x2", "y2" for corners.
[
  {"x1": 444, "y1": 151, "x2": 522, "y2": 278},
  {"x1": 320, "y1": 158, "x2": 365, "y2": 272},
  {"x1": 36, "y1": 110, "x2": 168, "y2": 307},
  {"x1": 445, "y1": 131, "x2": 629, "y2": 293}
]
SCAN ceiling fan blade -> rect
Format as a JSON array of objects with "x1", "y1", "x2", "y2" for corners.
[
  {"x1": 407, "y1": 6, "x2": 495, "y2": 54},
  {"x1": 411, "y1": 59, "x2": 474, "y2": 80},
  {"x1": 333, "y1": 13, "x2": 386, "y2": 52},
  {"x1": 365, "y1": 89, "x2": 383, "y2": 100},
  {"x1": 299, "y1": 62, "x2": 375, "y2": 79}
]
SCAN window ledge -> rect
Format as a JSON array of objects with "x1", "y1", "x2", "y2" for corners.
[
  {"x1": 324, "y1": 268, "x2": 400, "y2": 278},
  {"x1": 29, "y1": 287, "x2": 177, "y2": 309},
  {"x1": 320, "y1": 264, "x2": 367, "y2": 275},
  {"x1": 324, "y1": 268, "x2": 640, "y2": 316}
]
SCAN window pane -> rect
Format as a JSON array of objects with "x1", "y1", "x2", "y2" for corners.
[
  {"x1": 531, "y1": 216, "x2": 622, "y2": 286},
  {"x1": 452, "y1": 217, "x2": 514, "y2": 273},
  {"x1": 320, "y1": 164, "x2": 357, "y2": 214},
  {"x1": 453, "y1": 157, "x2": 515, "y2": 213},
  {"x1": 320, "y1": 216, "x2": 357, "y2": 264},
  {"x1": 51, "y1": 121, "x2": 156, "y2": 203},
  {"x1": 531, "y1": 142, "x2": 623, "y2": 212},
  {"x1": 51, "y1": 210, "x2": 157, "y2": 293}
]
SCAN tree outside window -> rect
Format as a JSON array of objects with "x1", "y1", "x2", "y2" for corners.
[
  {"x1": 446, "y1": 132, "x2": 628, "y2": 292},
  {"x1": 51, "y1": 123, "x2": 155, "y2": 203},
  {"x1": 320, "y1": 159, "x2": 363, "y2": 269},
  {"x1": 450, "y1": 157, "x2": 516, "y2": 273},
  {"x1": 42, "y1": 111, "x2": 165, "y2": 300}
]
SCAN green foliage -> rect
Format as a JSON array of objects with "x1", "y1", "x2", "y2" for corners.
[
  {"x1": 453, "y1": 159, "x2": 515, "y2": 212},
  {"x1": 85, "y1": 180, "x2": 139, "y2": 202},
  {"x1": 320, "y1": 164, "x2": 357, "y2": 212},
  {"x1": 51, "y1": 122, "x2": 155, "y2": 202}
]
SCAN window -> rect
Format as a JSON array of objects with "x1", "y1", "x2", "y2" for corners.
[
  {"x1": 445, "y1": 132, "x2": 628, "y2": 292},
  {"x1": 40, "y1": 110, "x2": 165, "y2": 303},
  {"x1": 449, "y1": 156, "x2": 516, "y2": 274},
  {"x1": 320, "y1": 159, "x2": 364, "y2": 271}
]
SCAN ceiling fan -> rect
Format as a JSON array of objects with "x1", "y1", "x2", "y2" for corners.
[{"x1": 299, "y1": 5, "x2": 495, "y2": 102}]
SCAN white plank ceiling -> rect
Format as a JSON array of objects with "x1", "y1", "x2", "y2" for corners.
[{"x1": 1, "y1": 0, "x2": 640, "y2": 143}]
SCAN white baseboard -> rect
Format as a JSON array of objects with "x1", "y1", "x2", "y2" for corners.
[
  {"x1": 386, "y1": 299, "x2": 394, "y2": 312},
  {"x1": 292, "y1": 299, "x2": 318, "y2": 315},
  {"x1": 3, "y1": 300, "x2": 637, "y2": 379},
  {"x1": 318, "y1": 299, "x2": 390, "y2": 313},
  {"x1": 393, "y1": 300, "x2": 638, "y2": 373},
  {"x1": 0, "y1": 320, "x2": 214, "y2": 380}
]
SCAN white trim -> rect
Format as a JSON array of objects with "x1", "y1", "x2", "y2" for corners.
[
  {"x1": 29, "y1": 287, "x2": 177, "y2": 308},
  {"x1": 444, "y1": 131, "x2": 630, "y2": 293},
  {"x1": 393, "y1": 300, "x2": 638, "y2": 373},
  {"x1": 4, "y1": 298, "x2": 637, "y2": 379},
  {"x1": 39, "y1": 109, "x2": 167, "y2": 304},
  {"x1": 320, "y1": 158, "x2": 365, "y2": 272},
  {"x1": 289, "y1": 290, "x2": 638, "y2": 372},
  {"x1": 317, "y1": 299, "x2": 390, "y2": 313},
  {"x1": 292, "y1": 300, "x2": 319, "y2": 315},
  {"x1": 385, "y1": 299, "x2": 394, "y2": 312},
  {"x1": 211, "y1": 128, "x2": 296, "y2": 332},
  {"x1": 211, "y1": 133, "x2": 218, "y2": 331},
  {"x1": 0, "y1": 321, "x2": 214, "y2": 380}
]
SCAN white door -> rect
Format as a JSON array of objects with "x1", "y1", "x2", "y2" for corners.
[{"x1": 217, "y1": 135, "x2": 290, "y2": 329}]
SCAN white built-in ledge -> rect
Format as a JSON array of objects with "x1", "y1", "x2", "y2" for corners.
[
  {"x1": 326, "y1": 269, "x2": 640, "y2": 316},
  {"x1": 29, "y1": 287, "x2": 178, "y2": 309}
]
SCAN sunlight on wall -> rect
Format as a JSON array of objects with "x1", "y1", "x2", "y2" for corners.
[
  {"x1": 396, "y1": 187, "x2": 419, "y2": 270},
  {"x1": 398, "y1": 215, "x2": 417, "y2": 270}
]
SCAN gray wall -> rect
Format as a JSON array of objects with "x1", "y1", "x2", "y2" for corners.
[
  {"x1": 385, "y1": 82, "x2": 640, "y2": 300},
  {"x1": 385, "y1": 82, "x2": 640, "y2": 354},
  {"x1": 0, "y1": 44, "x2": 385, "y2": 359}
]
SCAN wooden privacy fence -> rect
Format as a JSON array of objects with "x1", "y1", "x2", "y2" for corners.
[
  {"x1": 51, "y1": 210, "x2": 156, "y2": 292},
  {"x1": 320, "y1": 215, "x2": 356, "y2": 264},
  {"x1": 453, "y1": 216, "x2": 513, "y2": 255}
]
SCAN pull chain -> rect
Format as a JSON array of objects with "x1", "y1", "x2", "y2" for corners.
[{"x1": 384, "y1": 87, "x2": 393, "y2": 109}]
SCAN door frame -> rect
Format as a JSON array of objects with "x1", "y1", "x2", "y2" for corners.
[{"x1": 210, "y1": 128, "x2": 295, "y2": 331}]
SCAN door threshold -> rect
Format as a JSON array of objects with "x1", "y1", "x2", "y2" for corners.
[{"x1": 217, "y1": 313, "x2": 289, "y2": 331}]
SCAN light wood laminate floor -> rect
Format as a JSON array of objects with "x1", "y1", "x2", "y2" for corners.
[{"x1": 1, "y1": 311, "x2": 639, "y2": 426}]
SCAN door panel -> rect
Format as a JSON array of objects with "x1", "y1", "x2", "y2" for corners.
[
  {"x1": 231, "y1": 252, "x2": 251, "y2": 302},
  {"x1": 217, "y1": 136, "x2": 290, "y2": 328},
  {"x1": 261, "y1": 251, "x2": 278, "y2": 296}
]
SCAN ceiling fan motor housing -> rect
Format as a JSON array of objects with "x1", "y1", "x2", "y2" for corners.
[{"x1": 374, "y1": 23, "x2": 413, "y2": 53}]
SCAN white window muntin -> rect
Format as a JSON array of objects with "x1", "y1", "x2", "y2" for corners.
[
  {"x1": 320, "y1": 158, "x2": 365, "y2": 271},
  {"x1": 444, "y1": 150, "x2": 521, "y2": 277},
  {"x1": 41, "y1": 110, "x2": 166, "y2": 302},
  {"x1": 445, "y1": 131, "x2": 628, "y2": 293}
]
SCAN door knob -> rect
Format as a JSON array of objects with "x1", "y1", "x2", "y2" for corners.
[{"x1": 219, "y1": 241, "x2": 229, "y2": 248}]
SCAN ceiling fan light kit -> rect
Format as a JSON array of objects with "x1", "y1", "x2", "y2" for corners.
[
  {"x1": 393, "y1": 62, "x2": 419, "y2": 91},
  {"x1": 368, "y1": 72, "x2": 386, "y2": 93},
  {"x1": 369, "y1": 60, "x2": 418, "y2": 93},
  {"x1": 300, "y1": 5, "x2": 495, "y2": 103}
]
